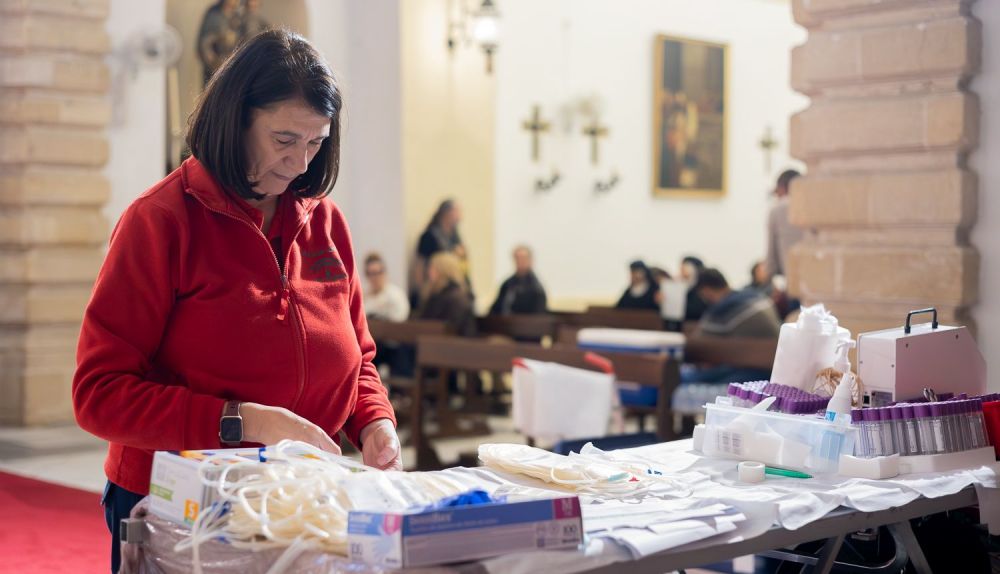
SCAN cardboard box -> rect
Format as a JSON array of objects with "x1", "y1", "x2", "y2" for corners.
[
  {"x1": 347, "y1": 496, "x2": 583, "y2": 568},
  {"x1": 148, "y1": 448, "x2": 261, "y2": 526}
]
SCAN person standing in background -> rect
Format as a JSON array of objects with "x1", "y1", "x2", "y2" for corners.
[
  {"x1": 364, "y1": 253, "x2": 410, "y2": 323},
  {"x1": 412, "y1": 199, "x2": 469, "y2": 305},
  {"x1": 489, "y1": 245, "x2": 547, "y2": 315},
  {"x1": 765, "y1": 169, "x2": 803, "y2": 279}
]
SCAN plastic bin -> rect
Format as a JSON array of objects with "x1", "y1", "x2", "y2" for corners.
[
  {"x1": 576, "y1": 328, "x2": 684, "y2": 408},
  {"x1": 576, "y1": 328, "x2": 685, "y2": 357},
  {"x1": 701, "y1": 401, "x2": 856, "y2": 474}
]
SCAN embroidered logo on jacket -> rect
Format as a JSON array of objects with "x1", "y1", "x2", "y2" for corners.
[{"x1": 302, "y1": 248, "x2": 348, "y2": 282}]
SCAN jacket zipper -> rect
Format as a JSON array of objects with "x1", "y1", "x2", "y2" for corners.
[{"x1": 191, "y1": 197, "x2": 316, "y2": 411}]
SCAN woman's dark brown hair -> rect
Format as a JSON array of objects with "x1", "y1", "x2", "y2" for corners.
[{"x1": 187, "y1": 28, "x2": 342, "y2": 200}]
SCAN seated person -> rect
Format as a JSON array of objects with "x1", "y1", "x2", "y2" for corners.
[
  {"x1": 696, "y1": 268, "x2": 780, "y2": 338},
  {"x1": 649, "y1": 266, "x2": 671, "y2": 283},
  {"x1": 680, "y1": 255, "x2": 708, "y2": 321},
  {"x1": 682, "y1": 268, "x2": 780, "y2": 384},
  {"x1": 364, "y1": 252, "x2": 411, "y2": 377},
  {"x1": 747, "y1": 259, "x2": 792, "y2": 321},
  {"x1": 489, "y1": 245, "x2": 547, "y2": 315},
  {"x1": 616, "y1": 260, "x2": 660, "y2": 311},
  {"x1": 364, "y1": 252, "x2": 410, "y2": 322},
  {"x1": 416, "y1": 252, "x2": 477, "y2": 337},
  {"x1": 746, "y1": 260, "x2": 772, "y2": 295}
]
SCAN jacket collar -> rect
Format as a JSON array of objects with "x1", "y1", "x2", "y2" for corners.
[{"x1": 180, "y1": 156, "x2": 319, "y2": 224}]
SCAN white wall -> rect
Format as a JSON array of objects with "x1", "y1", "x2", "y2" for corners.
[
  {"x1": 338, "y1": 1, "x2": 406, "y2": 284},
  {"x1": 401, "y1": 0, "x2": 496, "y2": 310},
  {"x1": 304, "y1": 0, "x2": 407, "y2": 287},
  {"x1": 970, "y1": 1, "x2": 1000, "y2": 390},
  {"x1": 493, "y1": 0, "x2": 806, "y2": 308},
  {"x1": 104, "y1": 0, "x2": 168, "y2": 225}
]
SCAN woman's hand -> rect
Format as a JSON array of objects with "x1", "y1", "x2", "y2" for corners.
[
  {"x1": 240, "y1": 403, "x2": 341, "y2": 454},
  {"x1": 360, "y1": 419, "x2": 402, "y2": 470}
]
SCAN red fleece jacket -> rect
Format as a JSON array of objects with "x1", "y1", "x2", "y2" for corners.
[{"x1": 73, "y1": 157, "x2": 395, "y2": 495}]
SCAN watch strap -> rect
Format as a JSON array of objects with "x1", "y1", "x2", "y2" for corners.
[{"x1": 223, "y1": 400, "x2": 241, "y2": 418}]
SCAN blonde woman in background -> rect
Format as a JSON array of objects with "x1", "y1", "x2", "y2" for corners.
[{"x1": 415, "y1": 252, "x2": 476, "y2": 337}]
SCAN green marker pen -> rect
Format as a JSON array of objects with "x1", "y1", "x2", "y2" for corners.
[{"x1": 764, "y1": 466, "x2": 812, "y2": 479}]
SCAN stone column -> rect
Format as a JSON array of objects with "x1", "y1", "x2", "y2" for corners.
[
  {"x1": 0, "y1": 0, "x2": 111, "y2": 425},
  {"x1": 788, "y1": 0, "x2": 981, "y2": 338}
]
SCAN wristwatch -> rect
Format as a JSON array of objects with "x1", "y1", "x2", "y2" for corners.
[{"x1": 219, "y1": 400, "x2": 243, "y2": 446}]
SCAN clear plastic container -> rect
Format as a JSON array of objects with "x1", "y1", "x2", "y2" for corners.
[{"x1": 702, "y1": 402, "x2": 856, "y2": 473}]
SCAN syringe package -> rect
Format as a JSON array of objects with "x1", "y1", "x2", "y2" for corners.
[{"x1": 347, "y1": 496, "x2": 583, "y2": 568}]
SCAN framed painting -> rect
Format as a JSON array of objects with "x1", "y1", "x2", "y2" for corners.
[{"x1": 653, "y1": 34, "x2": 728, "y2": 197}]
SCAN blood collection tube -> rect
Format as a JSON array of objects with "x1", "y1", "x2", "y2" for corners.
[
  {"x1": 915, "y1": 404, "x2": 939, "y2": 455},
  {"x1": 901, "y1": 404, "x2": 921, "y2": 456},
  {"x1": 890, "y1": 406, "x2": 907, "y2": 456},
  {"x1": 878, "y1": 407, "x2": 896, "y2": 455},
  {"x1": 929, "y1": 403, "x2": 950, "y2": 453},
  {"x1": 970, "y1": 399, "x2": 988, "y2": 449}
]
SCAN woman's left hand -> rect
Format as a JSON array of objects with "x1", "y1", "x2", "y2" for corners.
[{"x1": 360, "y1": 419, "x2": 402, "y2": 470}]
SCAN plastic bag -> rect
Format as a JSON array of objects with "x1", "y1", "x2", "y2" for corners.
[
  {"x1": 511, "y1": 358, "x2": 616, "y2": 443},
  {"x1": 769, "y1": 304, "x2": 851, "y2": 391}
]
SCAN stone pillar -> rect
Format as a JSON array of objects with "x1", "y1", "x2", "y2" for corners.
[
  {"x1": 0, "y1": 0, "x2": 111, "y2": 425},
  {"x1": 788, "y1": 0, "x2": 980, "y2": 338}
]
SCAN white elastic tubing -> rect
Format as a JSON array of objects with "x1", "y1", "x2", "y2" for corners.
[{"x1": 173, "y1": 440, "x2": 468, "y2": 574}]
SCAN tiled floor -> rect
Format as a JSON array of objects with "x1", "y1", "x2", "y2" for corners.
[{"x1": 0, "y1": 424, "x2": 108, "y2": 493}]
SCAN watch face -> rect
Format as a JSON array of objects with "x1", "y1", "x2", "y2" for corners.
[{"x1": 220, "y1": 417, "x2": 242, "y2": 443}]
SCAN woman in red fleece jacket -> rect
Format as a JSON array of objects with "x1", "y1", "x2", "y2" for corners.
[{"x1": 73, "y1": 30, "x2": 399, "y2": 572}]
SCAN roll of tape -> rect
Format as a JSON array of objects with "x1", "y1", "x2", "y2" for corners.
[{"x1": 738, "y1": 461, "x2": 765, "y2": 483}]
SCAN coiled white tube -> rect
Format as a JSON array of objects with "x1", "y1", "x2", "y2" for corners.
[{"x1": 173, "y1": 440, "x2": 469, "y2": 574}]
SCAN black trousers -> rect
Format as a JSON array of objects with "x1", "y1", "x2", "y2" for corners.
[{"x1": 102, "y1": 481, "x2": 145, "y2": 573}]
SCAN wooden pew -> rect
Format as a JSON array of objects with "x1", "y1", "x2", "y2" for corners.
[
  {"x1": 685, "y1": 334, "x2": 777, "y2": 371},
  {"x1": 578, "y1": 306, "x2": 665, "y2": 330},
  {"x1": 367, "y1": 319, "x2": 449, "y2": 428},
  {"x1": 550, "y1": 308, "x2": 665, "y2": 345},
  {"x1": 368, "y1": 318, "x2": 449, "y2": 344},
  {"x1": 411, "y1": 335, "x2": 677, "y2": 470},
  {"x1": 476, "y1": 314, "x2": 560, "y2": 343}
]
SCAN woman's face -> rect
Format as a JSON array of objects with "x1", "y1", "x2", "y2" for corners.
[
  {"x1": 680, "y1": 262, "x2": 695, "y2": 282},
  {"x1": 442, "y1": 204, "x2": 461, "y2": 230},
  {"x1": 245, "y1": 98, "x2": 330, "y2": 198},
  {"x1": 630, "y1": 268, "x2": 646, "y2": 286}
]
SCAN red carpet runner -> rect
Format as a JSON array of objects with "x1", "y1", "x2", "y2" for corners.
[{"x1": 0, "y1": 471, "x2": 108, "y2": 573}]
